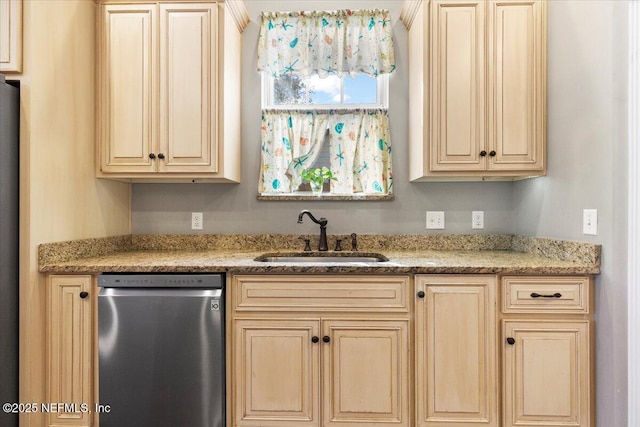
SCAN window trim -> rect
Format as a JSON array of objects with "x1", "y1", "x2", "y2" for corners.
[{"x1": 261, "y1": 72, "x2": 389, "y2": 110}]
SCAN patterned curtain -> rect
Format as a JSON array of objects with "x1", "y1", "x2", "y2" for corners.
[
  {"x1": 257, "y1": 9, "x2": 396, "y2": 78},
  {"x1": 328, "y1": 110, "x2": 392, "y2": 195},
  {"x1": 259, "y1": 110, "x2": 328, "y2": 193},
  {"x1": 260, "y1": 110, "x2": 392, "y2": 195}
]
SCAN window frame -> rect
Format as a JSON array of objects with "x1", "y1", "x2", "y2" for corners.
[{"x1": 261, "y1": 72, "x2": 389, "y2": 110}]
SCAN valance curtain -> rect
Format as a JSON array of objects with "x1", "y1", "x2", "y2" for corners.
[
  {"x1": 259, "y1": 110, "x2": 393, "y2": 195},
  {"x1": 257, "y1": 9, "x2": 396, "y2": 78}
]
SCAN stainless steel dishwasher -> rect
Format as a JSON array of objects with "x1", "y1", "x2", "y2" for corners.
[{"x1": 98, "y1": 273, "x2": 225, "y2": 427}]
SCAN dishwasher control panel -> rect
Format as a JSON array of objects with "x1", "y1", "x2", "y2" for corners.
[{"x1": 98, "y1": 273, "x2": 224, "y2": 289}]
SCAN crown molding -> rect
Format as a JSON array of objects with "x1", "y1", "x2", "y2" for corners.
[{"x1": 400, "y1": 0, "x2": 423, "y2": 30}]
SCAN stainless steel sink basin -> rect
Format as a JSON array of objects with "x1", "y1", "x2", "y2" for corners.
[{"x1": 254, "y1": 253, "x2": 389, "y2": 263}]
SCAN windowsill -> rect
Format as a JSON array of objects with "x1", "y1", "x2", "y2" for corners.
[{"x1": 257, "y1": 192, "x2": 394, "y2": 201}]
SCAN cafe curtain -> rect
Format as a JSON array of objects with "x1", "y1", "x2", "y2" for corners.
[{"x1": 259, "y1": 109, "x2": 393, "y2": 195}]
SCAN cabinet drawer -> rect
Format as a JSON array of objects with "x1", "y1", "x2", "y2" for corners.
[
  {"x1": 502, "y1": 276, "x2": 590, "y2": 314},
  {"x1": 233, "y1": 275, "x2": 410, "y2": 312}
]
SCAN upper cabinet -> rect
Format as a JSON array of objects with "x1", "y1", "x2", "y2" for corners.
[
  {"x1": 0, "y1": 0, "x2": 22, "y2": 73},
  {"x1": 402, "y1": 0, "x2": 547, "y2": 181},
  {"x1": 96, "y1": 0, "x2": 248, "y2": 182}
]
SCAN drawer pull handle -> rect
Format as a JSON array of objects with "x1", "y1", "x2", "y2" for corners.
[{"x1": 530, "y1": 292, "x2": 562, "y2": 299}]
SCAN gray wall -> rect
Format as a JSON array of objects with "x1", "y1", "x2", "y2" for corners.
[
  {"x1": 131, "y1": 1, "x2": 629, "y2": 424},
  {"x1": 512, "y1": 2, "x2": 628, "y2": 426},
  {"x1": 131, "y1": 0, "x2": 515, "y2": 236}
]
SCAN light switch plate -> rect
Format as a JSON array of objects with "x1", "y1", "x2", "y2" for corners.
[
  {"x1": 426, "y1": 211, "x2": 445, "y2": 229},
  {"x1": 583, "y1": 209, "x2": 597, "y2": 235}
]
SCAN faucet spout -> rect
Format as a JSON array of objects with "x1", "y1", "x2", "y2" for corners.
[{"x1": 297, "y1": 210, "x2": 329, "y2": 251}]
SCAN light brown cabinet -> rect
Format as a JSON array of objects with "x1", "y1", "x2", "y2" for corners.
[
  {"x1": 97, "y1": 0, "x2": 247, "y2": 182},
  {"x1": 0, "y1": 0, "x2": 22, "y2": 73},
  {"x1": 415, "y1": 275, "x2": 498, "y2": 427},
  {"x1": 46, "y1": 275, "x2": 94, "y2": 427},
  {"x1": 402, "y1": 0, "x2": 546, "y2": 180},
  {"x1": 501, "y1": 276, "x2": 593, "y2": 427},
  {"x1": 231, "y1": 275, "x2": 411, "y2": 427}
]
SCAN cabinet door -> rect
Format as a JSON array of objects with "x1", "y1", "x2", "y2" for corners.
[
  {"x1": 503, "y1": 320, "x2": 591, "y2": 427},
  {"x1": 233, "y1": 319, "x2": 320, "y2": 427},
  {"x1": 487, "y1": 0, "x2": 545, "y2": 172},
  {"x1": 47, "y1": 275, "x2": 93, "y2": 427},
  {"x1": 430, "y1": 0, "x2": 486, "y2": 172},
  {"x1": 159, "y1": 3, "x2": 218, "y2": 173},
  {"x1": 99, "y1": 4, "x2": 157, "y2": 173},
  {"x1": 0, "y1": 0, "x2": 22, "y2": 73},
  {"x1": 322, "y1": 320, "x2": 410, "y2": 427},
  {"x1": 416, "y1": 275, "x2": 498, "y2": 427}
]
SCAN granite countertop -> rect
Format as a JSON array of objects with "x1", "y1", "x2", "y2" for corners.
[{"x1": 38, "y1": 234, "x2": 601, "y2": 275}]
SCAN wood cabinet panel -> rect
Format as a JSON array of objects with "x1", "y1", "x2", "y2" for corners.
[
  {"x1": 100, "y1": 4, "x2": 157, "y2": 173},
  {"x1": 233, "y1": 275, "x2": 409, "y2": 312},
  {"x1": 159, "y1": 3, "x2": 217, "y2": 173},
  {"x1": 0, "y1": 0, "x2": 22, "y2": 73},
  {"x1": 322, "y1": 320, "x2": 409, "y2": 427},
  {"x1": 503, "y1": 320, "x2": 591, "y2": 427},
  {"x1": 233, "y1": 319, "x2": 320, "y2": 427},
  {"x1": 502, "y1": 276, "x2": 590, "y2": 314},
  {"x1": 430, "y1": 0, "x2": 486, "y2": 172},
  {"x1": 488, "y1": 0, "x2": 545, "y2": 172},
  {"x1": 47, "y1": 275, "x2": 94, "y2": 427},
  {"x1": 416, "y1": 275, "x2": 498, "y2": 427}
]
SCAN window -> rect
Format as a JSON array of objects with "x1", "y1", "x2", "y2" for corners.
[
  {"x1": 256, "y1": 9, "x2": 396, "y2": 200},
  {"x1": 262, "y1": 73, "x2": 389, "y2": 109}
]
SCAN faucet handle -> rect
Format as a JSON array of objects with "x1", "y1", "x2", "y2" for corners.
[
  {"x1": 302, "y1": 238, "x2": 312, "y2": 252},
  {"x1": 350, "y1": 233, "x2": 358, "y2": 251},
  {"x1": 334, "y1": 239, "x2": 343, "y2": 251}
]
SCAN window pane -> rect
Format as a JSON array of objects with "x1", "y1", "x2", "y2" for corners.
[
  {"x1": 273, "y1": 74, "x2": 313, "y2": 105},
  {"x1": 307, "y1": 74, "x2": 341, "y2": 105},
  {"x1": 344, "y1": 74, "x2": 377, "y2": 104}
]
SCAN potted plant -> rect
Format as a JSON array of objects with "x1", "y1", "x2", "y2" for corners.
[{"x1": 301, "y1": 167, "x2": 337, "y2": 196}]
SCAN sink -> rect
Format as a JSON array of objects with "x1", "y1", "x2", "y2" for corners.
[{"x1": 254, "y1": 253, "x2": 389, "y2": 263}]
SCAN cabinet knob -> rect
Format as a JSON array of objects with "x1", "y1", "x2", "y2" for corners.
[
  {"x1": 489, "y1": 150, "x2": 497, "y2": 157},
  {"x1": 311, "y1": 336, "x2": 319, "y2": 343},
  {"x1": 157, "y1": 153, "x2": 165, "y2": 160},
  {"x1": 480, "y1": 150, "x2": 487, "y2": 157},
  {"x1": 506, "y1": 337, "x2": 515, "y2": 345},
  {"x1": 79, "y1": 291, "x2": 89, "y2": 299},
  {"x1": 417, "y1": 290, "x2": 425, "y2": 298},
  {"x1": 149, "y1": 153, "x2": 156, "y2": 159},
  {"x1": 322, "y1": 336, "x2": 330, "y2": 343}
]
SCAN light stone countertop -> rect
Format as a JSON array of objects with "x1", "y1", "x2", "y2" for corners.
[{"x1": 38, "y1": 234, "x2": 601, "y2": 275}]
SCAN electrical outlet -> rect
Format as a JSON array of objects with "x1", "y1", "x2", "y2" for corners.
[
  {"x1": 583, "y1": 209, "x2": 597, "y2": 235},
  {"x1": 472, "y1": 211, "x2": 484, "y2": 229},
  {"x1": 192, "y1": 212, "x2": 203, "y2": 230},
  {"x1": 426, "y1": 211, "x2": 445, "y2": 229}
]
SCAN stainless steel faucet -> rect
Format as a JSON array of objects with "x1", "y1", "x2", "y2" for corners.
[{"x1": 297, "y1": 210, "x2": 328, "y2": 251}]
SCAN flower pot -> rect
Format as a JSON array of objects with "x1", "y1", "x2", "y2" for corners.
[{"x1": 310, "y1": 180, "x2": 323, "y2": 196}]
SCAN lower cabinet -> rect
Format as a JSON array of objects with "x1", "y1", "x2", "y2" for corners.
[
  {"x1": 502, "y1": 320, "x2": 591, "y2": 427},
  {"x1": 47, "y1": 275, "x2": 94, "y2": 427},
  {"x1": 501, "y1": 276, "x2": 593, "y2": 427},
  {"x1": 415, "y1": 275, "x2": 498, "y2": 427},
  {"x1": 231, "y1": 275, "x2": 411, "y2": 427},
  {"x1": 44, "y1": 272, "x2": 594, "y2": 427}
]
